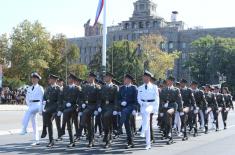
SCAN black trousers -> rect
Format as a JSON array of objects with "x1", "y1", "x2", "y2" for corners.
[
  {"x1": 163, "y1": 109, "x2": 174, "y2": 139},
  {"x1": 102, "y1": 109, "x2": 113, "y2": 143},
  {"x1": 221, "y1": 109, "x2": 229, "y2": 127},
  {"x1": 80, "y1": 106, "x2": 96, "y2": 142},
  {"x1": 72, "y1": 111, "x2": 79, "y2": 137},
  {"x1": 43, "y1": 112, "x2": 54, "y2": 142},
  {"x1": 62, "y1": 108, "x2": 75, "y2": 143},
  {"x1": 95, "y1": 113, "x2": 103, "y2": 135}
]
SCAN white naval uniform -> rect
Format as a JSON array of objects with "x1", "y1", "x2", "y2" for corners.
[
  {"x1": 21, "y1": 84, "x2": 44, "y2": 142},
  {"x1": 138, "y1": 82, "x2": 159, "y2": 148}
]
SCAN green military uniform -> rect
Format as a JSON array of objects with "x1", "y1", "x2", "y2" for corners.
[
  {"x1": 60, "y1": 77, "x2": 82, "y2": 147},
  {"x1": 42, "y1": 83, "x2": 61, "y2": 146},
  {"x1": 79, "y1": 81, "x2": 101, "y2": 147},
  {"x1": 99, "y1": 82, "x2": 119, "y2": 148},
  {"x1": 159, "y1": 85, "x2": 182, "y2": 144},
  {"x1": 204, "y1": 90, "x2": 218, "y2": 133}
]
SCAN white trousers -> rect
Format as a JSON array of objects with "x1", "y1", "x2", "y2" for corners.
[
  {"x1": 199, "y1": 110, "x2": 205, "y2": 127},
  {"x1": 22, "y1": 103, "x2": 40, "y2": 141},
  {"x1": 141, "y1": 104, "x2": 153, "y2": 147},
  {"x1": 174, "y1": 111, "x2": 181, "y2": 132}
]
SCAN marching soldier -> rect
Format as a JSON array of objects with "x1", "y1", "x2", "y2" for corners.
[
  {"x1": 98, "y1": 72, "x2": 119, "y2": 148},
  {"x1": 73, "y1": 77, "x2": 83, "y2": 141},
  {"x1": 118, "y1": 74, "x2": 138, "y2": 149},
  {"x1": 58, "y1": 73, "x2": 82, "y2": 147},
  {"x1": 214, "y1": 86, "x2": 226, "y2": 131},
  {"x1": 190, "y1": 81, "x2": 208, "y2": 135},
  {"x1": 222, "y1": 87, "x2": 234, "y2": 129},
  {"x1": 42, "y1": 74, "x2": 61, "y2": 147},
  {"x1": 159, "y1": 76, "x2": 182, "y2": 145},
  {"x1": 204, "y1": 84, "x2": 218, "y2": 133},
  {"x1": 79, "y1": 72, "x2": 101, "y2": 147},
  {"x1": 20, "y1": 72, "x2": 44, "y2": 146},
  {"x1": 138, "y1": 71, "x2": 159, "y2": 150},
  {"x1": 180, "y1": 79, "x2": 196, "y2": 140}
]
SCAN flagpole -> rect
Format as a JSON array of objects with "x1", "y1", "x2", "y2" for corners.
[{"x1": 102, "y1": 0, "x2": 107, "y2": 75}]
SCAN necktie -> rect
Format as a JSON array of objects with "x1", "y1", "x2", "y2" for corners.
[
  {"x1": 145, "y1": 85, "x2": 147, "y2": 90},
  {"x1": 32, "y1": 86, "x2": 34, "y2": 91}
]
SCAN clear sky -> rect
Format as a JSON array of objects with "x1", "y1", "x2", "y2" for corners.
[{"x1": 0, "y1": 0, "x2": 234, "y2": 38}]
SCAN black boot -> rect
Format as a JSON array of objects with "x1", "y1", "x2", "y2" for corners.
[
  {"x1": 47, "y1": 140, "x2": 54, "y2": 147},
  {"x1": 67, "y1": 142, "x2": 75, "y2": 148},
  {"x1": 104, "y1": 141, "x2": 111, "y2": 149},
  {"x1": 205, "y1": 126, "x2": 208, "y2": 134},
  {"x1": 41, "y1": 128, "x2": 47, "y2": 138},
  {"x1": 88, "y1": 140, "x2": 95, "y2": 148}
]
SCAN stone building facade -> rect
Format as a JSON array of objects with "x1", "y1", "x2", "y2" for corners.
[{"x1": 69, "y1": 0, "x2": 235, "y2": 80}]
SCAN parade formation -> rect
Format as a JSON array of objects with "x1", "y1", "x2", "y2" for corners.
[{"x1": 19, "y1": 71, "x2": 234, "y2": 150}]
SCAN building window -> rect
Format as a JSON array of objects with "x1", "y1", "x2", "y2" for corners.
[
  {"x1": 139, "y1": 4, "x2": 145, "y2": 10},
  {"x1": 168, "y1": 41, "x2": 174, "y2": 49},
  {"x1": 160, "y1": 42, "x2": 166, "y2": 50},
  {"x1": 146, "y1": 21, "x2": 150, "y2": 28},
  {"x1": 153, "y1": 21, "x2": 159, "y2": 28},
  {"x1": 139, "y1": 22, "x2": 144, "y2": 29},
  {"x1": 182, "y1": 42, "x2": 186, "y2": 49},
  {"x1": 119, "y1": 35, "x2": 122, "y2": 40},
  {"x1": 132, "y1": 22, "x2": 137, "y2": 29},
  {"x1": 124, "y1": 23, "x2": 130, "y2": 29}
]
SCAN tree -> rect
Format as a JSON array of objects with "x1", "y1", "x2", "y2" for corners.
[
  {"x1": 89, "y1": 35, "x2": 179, "y2": 84},
  {"x1": 185, "y1": 35, "x2": 235, "y2": 95},
  {"x1": 0, "y1": 34, "x2": 9, "y2": 64},
  {"x1": 138, "y1": 35, "x2": 180, "y2": 80},
  {"x1": 5, "y1": 20, "x2": 52, "y2": 84}
]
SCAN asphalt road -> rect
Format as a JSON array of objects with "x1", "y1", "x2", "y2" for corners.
[{"x1": 0, "y1": 105, "x2": 235, "y2": 155}]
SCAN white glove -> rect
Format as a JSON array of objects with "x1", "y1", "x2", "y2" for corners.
[
  {"x1": 82, "y1": 104, "x2": 86, "y2": 109},
  {"x1": 196, "y1": 107, "x2": 200, "y2": 110},
  {"x1": 98, "y1": 107, "x2": 102, "y2": 112},
  {"x1": 121, "y1": 101, "x2": 127, "y2": 107},
  {"x1": 57, "y1": 111, "x2": 63, "y2": 117},
  {"x1": 66, "y1": 102, "x2": 71, "y2": 108},
  {"x1": 94, "y1": 111, "x2": 98, "y2": 116},
  {"x1": 164, "y1": 103, "x2": 168, "y2": 108},
  {"x1": 79, "y1": 112, "x2": 83, "y2": 116},
  {"x1": 180, "y1": 112, "x2": 184, "y2": 116},
  {"x1": 113, "y1": 111, "x2": 118, "y2": 115},
  {"x1": 160, "y1": 113, "x2": 164, "y2": 117},
  {"x1": 132, "y1": 110, "x2": 137, "y2": 116},
  {"x1": 191, "y1": 107, "x2": 194, "y2": 111},
  {"x1": 43, "y1": 101, "x2": 46, "y2": 105}
]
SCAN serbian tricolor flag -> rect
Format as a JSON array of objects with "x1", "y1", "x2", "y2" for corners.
[{"x1": 93, "y1": 0, "x2": 104, "y2": 26}]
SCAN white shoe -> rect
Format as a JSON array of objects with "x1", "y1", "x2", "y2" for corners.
[
  {"x1": 19, "y1": 130, "x2": 27, "y2": 135},
  {"x1": 145, "y1": 145, "x2": 151, "y2": 150},
  {"x1": 31, "y1": 141, "x2": 40, "y2": 146}
]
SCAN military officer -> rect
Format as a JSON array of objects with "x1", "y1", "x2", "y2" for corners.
[
  {"x1": 138, "y1": 71, "x2": 159, "y2": 150},
  {"x1": 73, "y1": 77, "x2": 83, "y2": 141},
  {"x1": 190, "y1": 81, "x2": 208, "y2": 135},
  {"x1": 79, "y1": 72, "x2": 101, "y2": 147},
  {"x1": 58, "y1": 73, "x2": 82, "y2": 147},
  {"x1": 213, "y1": 86, "x2": 226, "y2": 131},
  {"x1": 180, "y1": 79, "x2": 196, "y2": 140},
  {"x1": 42, "y1": 74, "x2": 61, "y2": 147},
  {"x1": 118, "y1": 74, "x2": 138, "y2": 149},
  {"x1": 20, "y1": 72, "x2": 44, "y2": 146},
  {"x1": 222, "y1": 87, "x2": 234, "y2": 129},
  {"x1": 98, "y1": 72, "x2": 119, "y2": 148},
  {"x1": 204, "y1": 84, "x2": 218, "y2": 133},
  {"x1": 159, "y1": 76, "x2": 183, "y2": 145}
]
